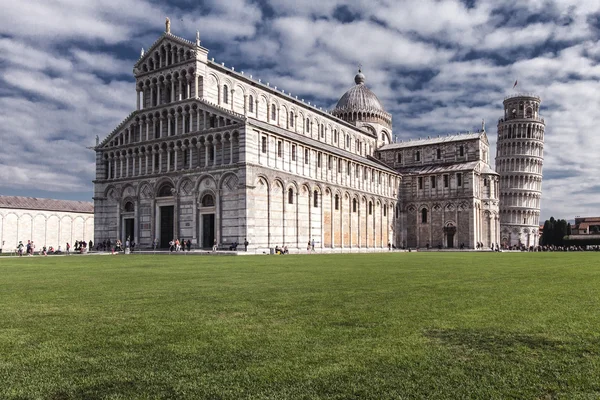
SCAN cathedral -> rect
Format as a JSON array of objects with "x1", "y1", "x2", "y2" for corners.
[{"x1": 93, "y1": 21, "x2": 543, "y2": 251}]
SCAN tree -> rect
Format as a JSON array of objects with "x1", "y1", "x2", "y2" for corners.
[{"x1": 567, "y1": 223, "x2": 572, "y2": 236}]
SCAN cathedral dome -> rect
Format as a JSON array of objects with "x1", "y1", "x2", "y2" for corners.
[{"x1": 332, "y1": 70, "x2": 391, "y2": 129}]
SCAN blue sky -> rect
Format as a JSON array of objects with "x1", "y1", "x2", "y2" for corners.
[{"x1": 0, "y1": 0, "x2": 599, "y2": 221}]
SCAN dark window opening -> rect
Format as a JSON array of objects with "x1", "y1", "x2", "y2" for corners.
[
  {"x1": 421, "y1": 208, "x2": 428, "y2": 223},
  {"x1": 201, "y1": 194, "x2": 215, "y2": 207}
]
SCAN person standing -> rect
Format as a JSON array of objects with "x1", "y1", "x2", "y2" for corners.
[
  {"x1": 212, "y1": 239, "x2": 218, "y2": 252},
  {"x1": 66, "y1": 242, "x2": 71, "y2": 255},
  {"x1": 186, "y1": 239, "x2": 191, "y2": 251},
  {"x1": 244, "y1": 238, "x2": 249, "y2": 252},
  {"x1": 311, "y1": 238, "x2": 315, "y2": 251}
]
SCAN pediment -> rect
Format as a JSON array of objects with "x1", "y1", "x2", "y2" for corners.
[
  {"x1": 97, "y1": 99, "x2": 245, "y2": 150},
  {"x1": 134, "y1": 33, "x2": 198, "y2": 72}
]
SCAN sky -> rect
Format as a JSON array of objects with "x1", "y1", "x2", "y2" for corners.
[{"x1": 0, "y1": 0, "x2": 599, "y2": 221}]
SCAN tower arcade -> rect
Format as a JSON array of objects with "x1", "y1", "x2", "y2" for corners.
[{"x1": 495, "y1": 94, "x2": 545, "y2": 247}]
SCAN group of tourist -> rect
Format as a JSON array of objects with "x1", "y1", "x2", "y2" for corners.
[
  {"x1": 274, "y1": 245, "x2": 289, "y2": 255},
  {"x1": 14, "y1": 239, "x2": 92, "y2": 256},
  {"x1": 169, "y1": 238, "x2": 191, "y2": 252}
]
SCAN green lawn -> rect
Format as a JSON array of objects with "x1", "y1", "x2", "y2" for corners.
[{"x1": 1, "y1": 253, "x2": 600, "y2": 399}]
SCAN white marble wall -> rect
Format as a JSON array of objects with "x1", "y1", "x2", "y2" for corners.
[{"x1": 0, "y1": 208, "x2": 94, "y2": 250}]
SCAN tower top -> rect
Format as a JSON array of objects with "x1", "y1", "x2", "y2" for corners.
[{"x1": 504, "y1": 93, "x2": 541, "y2": 102}]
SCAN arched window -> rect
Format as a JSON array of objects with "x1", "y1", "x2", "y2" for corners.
[
  {"x1": 249, "y1": 95, "x2": 254, "y2": 113},
  {"x1": 459, "y1": 145, "x2": 464, "y2": 157},
  {"x1": 353, "y1": 199, "x2": 357, "y2": 213},
  {"x1": 369, "y1": 201, "x2": 373, "y2": 215},
  {"x1": 289, "y1": 111, "x2": 294, "y2": 127},
  {"x1": 383, "y1": 205, "x2": 387, "y2": 217},
  {"x1": 306, "y1": 118, "x2": 310, "y2": 133},
  {"x1": 313, "y1": 190, "x2": 319, "y2": 207},
  {"x1": 421, "y1": 208, "x2": 428, "y2": 223},
  {"x1": 397, "y1": 153, "x2": 402, "y2": 163},
  {"x1": 436, "y1": 149, "x2": 441, "y2": 159},
  {"x1": 223, "y1": 85, "x2": 229, "y2": 104},
  {"x1": 288, "y1": 188, "x2": 294, "y2": 204},
  {"x1": 415, "y1": 150, "x2": 421, "y2": 161},
  {"x1": 271, "y1": 105, "x2": 276, "y2": 121},
  {"x1": 334, "y1": 195, "x2": 339, "y2": 210},
  {"x1": 124, "y1": 201, "x2": 134, "y2": 212},
  {"x1": 201, "y1": 194, "x2": 215, "y2": 207},
  {"x1": 157, "y1": 183, "x2": 174, "y2": 197}
]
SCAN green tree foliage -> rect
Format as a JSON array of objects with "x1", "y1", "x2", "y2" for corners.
[{"x1": 541, "y1": 217, "x2": 569, "y2": 246}]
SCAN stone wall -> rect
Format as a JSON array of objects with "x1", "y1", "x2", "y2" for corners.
[{"x1": 0, "y1": 208, "x2": 94, "y2": 250}]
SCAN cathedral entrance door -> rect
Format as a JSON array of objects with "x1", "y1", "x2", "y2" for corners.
[
  {"x1": 446, "y1": 233, "x2": 454, "y2": 248},
  {"x1": 159, "y1": 206, "x2": 174, "y2": 248},
  {"x1": 202, "y1": 214, "x2": 215, "y2": 248},
  {"x1": 443, "y1": 223, "x2": 456, "y2": 248},
  {"x1": 124, "y1": 218, "x2": 135, "y2": 243}
]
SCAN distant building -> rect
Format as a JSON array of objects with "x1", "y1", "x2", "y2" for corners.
[
  {"x1": 0, "y1": 196, "x2": 94, "y2": 251},
  {"x1": 571, "y1": 217, "x2": 600, "y2": 235}
]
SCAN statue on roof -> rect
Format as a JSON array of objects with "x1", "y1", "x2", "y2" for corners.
[
  {"x1": 482, "y1": 119, "x2": 486, "y2": 132},
  {"x1": 165, "y1": 17, "x2": 171, "y2": 34},
  {"x1": 196, "y1": 30, "x2": 200, "y2": 46}
]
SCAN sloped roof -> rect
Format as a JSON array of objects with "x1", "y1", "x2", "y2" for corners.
[
  {"x1": 396, "y1": 161, "x2": 499, "y2": 175},
  {"x1": 0, "y1": 196, "x2": 94, "y2": 214},
  {"x1": 380, "y1": 132, "x2": 484, "y2": 150}
]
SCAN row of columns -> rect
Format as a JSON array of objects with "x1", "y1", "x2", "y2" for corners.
[
  {"x1": 137, "y1": 74, "x2": 201, "y2": 111},
  {"x1": 106, "y1": 138, "x2": 236, "y2": 180},
  {"x1": 111, "y1": 109, "x2": 233, "y2": 148}
]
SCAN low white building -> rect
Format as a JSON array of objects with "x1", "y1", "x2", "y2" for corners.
[{"x1": 0, "y1": 196, "x2": 94, "y2": 252}]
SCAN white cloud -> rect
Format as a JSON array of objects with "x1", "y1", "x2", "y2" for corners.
[{"x1": 1, "y1": 0, "x2": 599, "y2": 221}]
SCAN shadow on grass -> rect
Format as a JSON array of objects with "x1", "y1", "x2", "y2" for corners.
[{"x1": 424, "y1": 327, "x2": 598, "y2": 358}]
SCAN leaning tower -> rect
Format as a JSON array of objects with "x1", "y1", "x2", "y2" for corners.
[{"x1": 495, "y1": 94, "x2": 545, "y2": 248}]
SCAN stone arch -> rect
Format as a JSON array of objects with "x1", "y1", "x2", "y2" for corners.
[
  {"x1": 155, "y1": 178, "x2": 176, "y2": 197},
  {"x1": 195, "y1": 173, "x2": 217, "y2": 192}
]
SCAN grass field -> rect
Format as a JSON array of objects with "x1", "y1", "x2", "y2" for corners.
[{"x1": 1, "y1": 252, "x2": 600, "y2": 399}]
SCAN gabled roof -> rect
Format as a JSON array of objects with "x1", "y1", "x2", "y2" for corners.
[
  {"x1": 97, "y1": 98, "x2": 246, "y2": 150},
  {"x1": 395, "y1": 160, "x2": 498, "y2": 175},
  {"x1": 0, "y1": 196, "x2": 94, "y2": 214},
  {"x1": 380, "y1": 131, "x2": 486, "y2": 150},
  {"x1": 134, "y1": 32, "x2": 204, "y2": 69}
]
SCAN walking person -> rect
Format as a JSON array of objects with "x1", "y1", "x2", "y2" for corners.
[{"x1": 66, "y1": 242, "x2": 71, "y2": 255}]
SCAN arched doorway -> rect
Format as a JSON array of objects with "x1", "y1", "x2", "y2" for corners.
[
  {"x1": 443, "y1": 222, "x2": 456, "y2": 248},
  {"x1": 122, "y1": 201, "x2": 135, "y2": 243},
  {"x1": 199, "y1": 193, "x2": 216, "y2": 248},
  {"x1": 156, "y1": 183, "x2": 175, "y2": 248}
]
